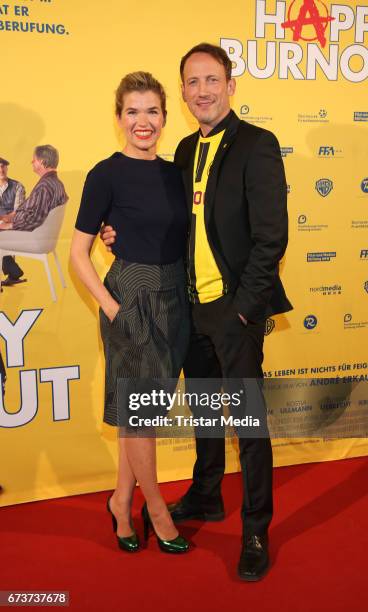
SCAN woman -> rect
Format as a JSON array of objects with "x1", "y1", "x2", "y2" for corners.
[{"x1": 70, "y1": 72, "x2": 190, "y2": 553}]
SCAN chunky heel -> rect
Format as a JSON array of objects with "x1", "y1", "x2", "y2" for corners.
[
  {"x1": 142, "y1": 503, "x2": 150, "y2": 541},
  {"x1": 141, "y1": 502, "x2": 189, "y2": 554},
  {"x1": 107, "y1": 495, "x2": 140, "y2": 552}
]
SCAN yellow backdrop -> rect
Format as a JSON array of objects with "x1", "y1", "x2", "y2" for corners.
[{"x1": 0, "y1": 0, "x2": 367, "y2": 505}]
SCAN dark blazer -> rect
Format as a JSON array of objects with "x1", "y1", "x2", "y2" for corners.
[{"x1": 174, "y1": 110, "x2": 292, "y2": 322}]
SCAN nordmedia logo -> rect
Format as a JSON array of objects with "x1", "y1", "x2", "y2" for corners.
[
  {"x1": 315, "y1": 178, "x2": 333, "y2": 197},
  {"x1": 310, "y1": 284, "x2": 342, "y2": 296},
  {"x1": 304, "y1": 315, "x2": 318, "y2": 330}
]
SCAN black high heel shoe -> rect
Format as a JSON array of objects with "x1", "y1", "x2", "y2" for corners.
[
  {"x1": 141, "y1": 502, "x2": 189, "y2": 554},
  {"x1": 107, "y1": 495, "x2": 140, "y2": 552}
]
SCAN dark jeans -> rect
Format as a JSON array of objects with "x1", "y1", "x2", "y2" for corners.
[
  {"x1": 2, "y1": 256, "x2": 23, "y2": 279},
  {"x1": 183, "y1": 293, "x2": 273, "y2": 537}
]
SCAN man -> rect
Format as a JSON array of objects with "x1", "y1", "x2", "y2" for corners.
[
  {"x1": 0, "y1": 157, "x2": 26, "y2": 285},
  {"x1": 102, "y1": 43, "x2": 292, "y2": 580},
  {"x1": 0, "y1": 145, "x2": 68, "y2": 232}
]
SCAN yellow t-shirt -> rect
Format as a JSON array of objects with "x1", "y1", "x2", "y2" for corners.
[{"x1": 190, "y1": 130, "x2": 225, "y2": 303}]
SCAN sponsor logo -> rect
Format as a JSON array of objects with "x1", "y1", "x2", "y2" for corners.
[
  {"x1": 352, "y1": 220, "x2": 368, "y2": 230},
  {"x1": 316, "y1": 178, "x2": 333, "y2": 197},
  {"x1": 287, "y1": 184, "x2": 291, "y2": 194},
  {"x1": 364, "y1": 281, "x2": 368, "y2": 294},
  {"x1": 265, "y1": 318, "x2": 275, "y2": 336},
  {"x1": 298, "y1": 215, "x2": 328, "y2": 232},
  {"x1": 310, "y1": 284, "x2": 342, "y2": 295},
  {"x1": 298, "y1": 109, "x2": 329, "y2": 123},
  {"x1": 354, "y1": 112, "x2": 368, "y2": 122},
  {"x1": 281, "y1": 147, "x2": 294, "y2": 158},
  {"x1": 307, "y1": 251, "x2": 336, "y2": 262},
  {"x1": 239, "y1": 105, "x2": 273, "y2": 124},
  {"x1": 360, "y1": 250, "x2": 368, "y2": 259},
  {"x1": 221, "y1": 2, "x2": 368, "y2": 83},
  {"x1": 344, "y1": 313, "x2": 368, "y2": 329},
  {"x1": 304, "y1": 315, "x2": 318, "y2": 329},
  {"x1": 361, "y1": 178, "x2": 368, "y2": 194},
  {"x1": 318, "y1": 146, "x2": 343, "y2": 157}
]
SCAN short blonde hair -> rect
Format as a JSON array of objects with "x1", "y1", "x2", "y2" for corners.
[{"x1": 115, "y1": 71, "x2": 167, "y2": 117}]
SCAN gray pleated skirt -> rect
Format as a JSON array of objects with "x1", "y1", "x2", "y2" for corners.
[{"x1": 99, "y1": 258, "x2": 190, "y2": 426}]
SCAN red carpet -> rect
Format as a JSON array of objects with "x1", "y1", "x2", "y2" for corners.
[{"x1": 1, "y1": 456, "x2": 368, "y2": 611}]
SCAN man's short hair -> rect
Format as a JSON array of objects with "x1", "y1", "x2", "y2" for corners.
[
  {"x1": 0, "y1": 157, "x2": 9, "y2": 166},
  {"x1": 180, "y1": 43, "x2": 232, "y2": 82},
  {"x1": 34, "y1": 145, "x2": 59, "y2": 168}
]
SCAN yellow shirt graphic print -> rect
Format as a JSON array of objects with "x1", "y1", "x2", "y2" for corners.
[{"x1": 192, "y1": 130, "x2": 225, "y2": 303}]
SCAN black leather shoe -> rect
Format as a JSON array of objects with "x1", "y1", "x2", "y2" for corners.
[
  {"x1": 168, "y1": 498, "x2": 225, "y2": 523},
  {"x1": 1, "y1": 276, "x2": 27, "y2": 287},
  {"x1": 238, "y1": 534, "x2": 270, "y2": 582}
]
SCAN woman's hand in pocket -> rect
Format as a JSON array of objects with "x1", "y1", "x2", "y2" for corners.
[{"x1": 105, "y1": 300, "x2": 120, "y2": 323}]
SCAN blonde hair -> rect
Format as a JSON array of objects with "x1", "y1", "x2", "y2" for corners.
[{"x1": 115, "y1": 71, "x2": 167, "y2": 117}]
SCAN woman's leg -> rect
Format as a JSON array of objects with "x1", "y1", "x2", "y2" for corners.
[
  {"x1": 109, "y1": 434, "x2": 137, "y2": 537},
  {"x1": 125, "y1": 435, "x2": 179, "y2": 540}
]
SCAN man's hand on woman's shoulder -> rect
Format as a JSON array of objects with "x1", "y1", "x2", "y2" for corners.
[{"x1": 100, "y1": 224, "x2": 116, "y2": 252}]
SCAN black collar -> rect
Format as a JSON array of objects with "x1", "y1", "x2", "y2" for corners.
[{"x1": 199, "y1": 110, "x2": 234, "y2": 138}]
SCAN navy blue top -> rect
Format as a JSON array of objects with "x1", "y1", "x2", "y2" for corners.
[{"x1": 75, "y1": 152, "x2": 188, "y2": 264}]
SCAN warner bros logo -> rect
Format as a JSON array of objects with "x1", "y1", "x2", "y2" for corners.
[{"x1": 316, "y1": 178, "x2": 333, "y2": 197}]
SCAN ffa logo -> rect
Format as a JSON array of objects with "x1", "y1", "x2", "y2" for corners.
[
  {"x1": 304, "y1": 315, "x2": 318, "y2": 329},
  {"x1": 265, "y1": 319, "x2": 275, "y2": 336},
  {"x1": 319, "y1": 146, "x2": 334, "y2": 156},
  {"x1": 364, "y1": 281, "x2": 368, "y2": 294},
  {"x1": 316, "y1": 178, "x2": 333, "y2": 197},
  {"x1": 344, "y1": 314, "x2": 352, "y2": 323},
  {"x1": 298, "y1": 214, "x2": 307, "y2": 224},
  {"x1": 240, "y1": 105, "x2": 250, "y2": 115}
]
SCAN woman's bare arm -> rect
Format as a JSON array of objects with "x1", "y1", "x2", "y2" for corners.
[{"x1": 70, "y1": 228, "x2": 120, "y2": 322}]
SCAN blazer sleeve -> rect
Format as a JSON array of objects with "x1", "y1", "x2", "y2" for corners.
[{"x1": 233, "y1": 130, "x2": 288, "y2": 322}]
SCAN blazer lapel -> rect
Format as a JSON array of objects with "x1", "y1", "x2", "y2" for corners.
[
  {"x1": 204, "y1": 115, "x2": 240, "y2": 227},
  {"x1": 182, "y1": 133, "x2": 198, "y2": 218}
]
